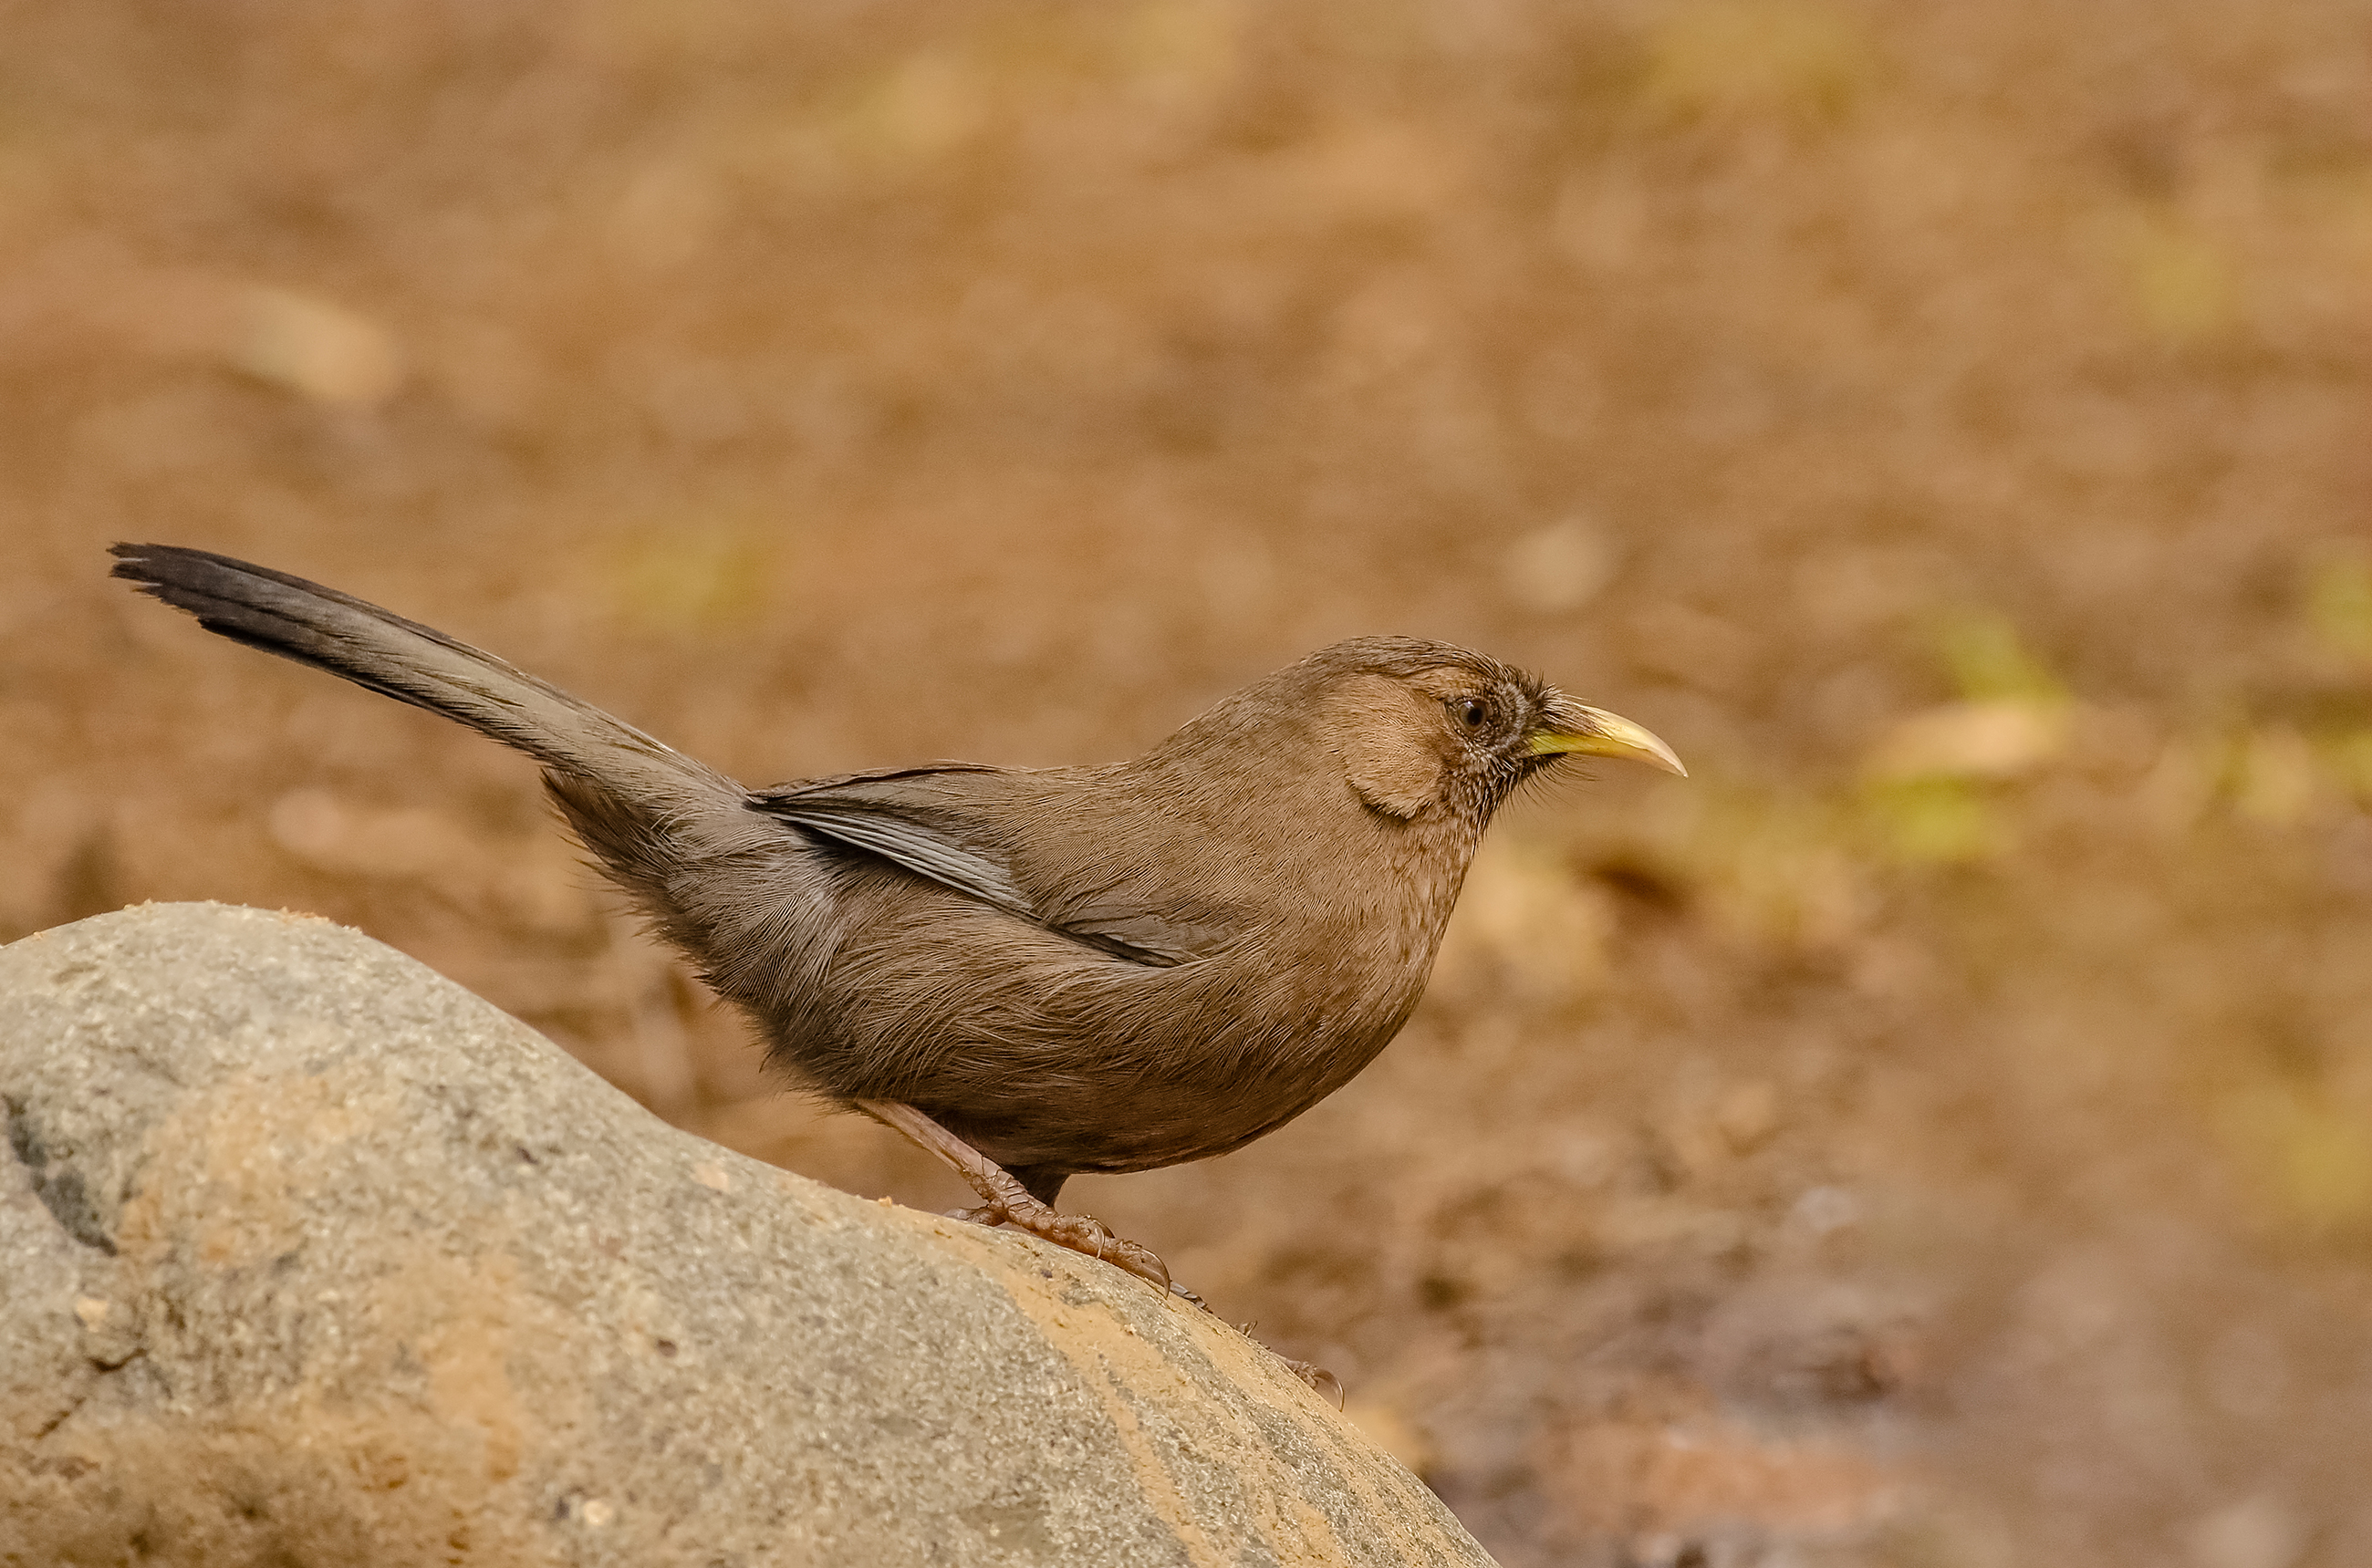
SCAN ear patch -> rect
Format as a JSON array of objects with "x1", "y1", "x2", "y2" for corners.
[{"x1": 1331, "y1": 673, "x2": 1446, "y2": 818}]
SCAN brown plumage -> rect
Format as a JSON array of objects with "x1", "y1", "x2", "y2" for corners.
[{"x1": 109, "y1": 544, "x2": 1682, "y2": 1295}]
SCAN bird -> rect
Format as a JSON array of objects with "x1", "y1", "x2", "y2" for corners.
[{"x1": 109, "y1": 543, "x2": 1683, "y2": 1299}]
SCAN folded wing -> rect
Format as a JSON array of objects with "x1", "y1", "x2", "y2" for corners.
[{"x1": 753, "y1": 765, "x2": 1233, "y2": 968}]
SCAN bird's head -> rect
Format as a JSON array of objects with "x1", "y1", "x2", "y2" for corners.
[{"x1": 1310, "y1": 639, "x2": 1684, "y2": 822}]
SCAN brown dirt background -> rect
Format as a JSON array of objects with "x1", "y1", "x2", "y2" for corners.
[{"x1": 5, "y1": 3, "x2": 2370, "y2": 1563}]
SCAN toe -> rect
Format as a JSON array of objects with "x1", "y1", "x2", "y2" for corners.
[
  {"x1": 944, "y1": 1204, "x2": 1009, "y2": 1227},
  {"x1": 1100, "y1": 1234, "x2": 1171, "y2": 1292},
  {"x1": 1006, "y1": 1206, "x2": 1173, "y2": 1293}
]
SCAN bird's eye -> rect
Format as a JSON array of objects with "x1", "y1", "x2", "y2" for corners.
[{"x1": 1459, "y1": 699, "x2": 1488, "y2": 729}]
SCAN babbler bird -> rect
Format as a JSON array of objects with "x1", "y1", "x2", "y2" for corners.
[{"x1": 110, "y1": 544, "x2": 1682, "y2": 1293}]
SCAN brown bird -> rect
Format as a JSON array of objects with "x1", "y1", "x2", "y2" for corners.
[{"x1": 109, "y1": 544, "x2": 1682, "y2": 1295}]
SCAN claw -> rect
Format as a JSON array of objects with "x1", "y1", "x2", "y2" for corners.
[
  {"x1": 1285, "y1": 1361, "x2": 1346, "y2": 1406},
  {"x1": 1098, "y1": 1233, "x2": 1170, "y2": 1292}
]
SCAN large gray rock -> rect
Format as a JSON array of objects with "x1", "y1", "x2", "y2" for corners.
[{"x1": 0, "y1": 903, "x2": 1493, "y2": 1567}]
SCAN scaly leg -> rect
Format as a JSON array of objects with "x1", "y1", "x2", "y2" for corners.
[{"x1": 857, "y1": 1100, "x2": 1170, "y2": 1292}]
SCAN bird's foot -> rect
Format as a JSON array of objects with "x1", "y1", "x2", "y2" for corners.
[
  {"x1": 858, "y1": 1100, "x2": 1173, "y2": 1293},
  {"x1": 941, "y1": 1183, "x2": 1333, "y2": 1397},
  {"x1": 1000, "y1": 1201, "x2": 1172, "y2": 1292},
  {"x1": 944, "y1": 1192, "x2": 1171, "y2": 1290},
  {"x1": 860, "y1": 1098, "x2": 1340, "y2": 1396}
]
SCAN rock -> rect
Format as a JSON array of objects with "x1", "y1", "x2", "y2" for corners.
[{"x1": 0, "y1": 904, "x2": 1493, "y2": 1567}]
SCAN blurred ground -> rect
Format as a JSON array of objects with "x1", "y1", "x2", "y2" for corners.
[{"x1": 5, "y1": 3, "x2": 2371, "y2": 1564}]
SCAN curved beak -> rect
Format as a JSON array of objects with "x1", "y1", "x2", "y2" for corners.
[{"x1": 1526, "y1": 695, "x2": 1687, "y2": 776}]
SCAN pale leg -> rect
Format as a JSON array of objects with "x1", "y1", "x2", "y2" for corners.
[{"x1": 857, "y1": 1100, "x2": 1170, "y2": 1292}]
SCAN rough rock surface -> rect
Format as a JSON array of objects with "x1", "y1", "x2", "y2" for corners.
[{"x1": 0, "y1": 903, "x2": 1493, "y2": 1568}]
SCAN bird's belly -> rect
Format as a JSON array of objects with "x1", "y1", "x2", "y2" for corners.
[
  {"x1": 792, "y1": 876, "x2": 1449, "y2": 1176},
  {"x1": 931, "y1": 965, "x2": 1427, "y2": 1176}
]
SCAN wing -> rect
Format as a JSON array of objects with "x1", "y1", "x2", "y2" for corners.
[{"x1": 750, "y1": 764, "x2": 1231, "y2": 967}]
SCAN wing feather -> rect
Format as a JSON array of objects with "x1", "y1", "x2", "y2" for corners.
[{"x1": 754, "y1": 770, "x2": 1223, "y2": 967}]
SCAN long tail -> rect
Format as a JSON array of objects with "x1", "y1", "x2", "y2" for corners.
[{"x1": 108, "y1": 542, "x2": 742, "y2": 826}]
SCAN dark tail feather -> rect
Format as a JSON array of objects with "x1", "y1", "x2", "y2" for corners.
[{"x1": 108, "y1": 544, "x2": 738, "y2": 811}]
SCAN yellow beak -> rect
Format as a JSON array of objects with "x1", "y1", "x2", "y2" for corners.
[{"x1": 1526, "y1": 698, "x2": 1687, "y2": 776}]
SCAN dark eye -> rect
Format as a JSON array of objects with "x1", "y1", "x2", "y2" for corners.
[{"x1": 1459, "y1": 699, "x2": 1488, "y2": 729}]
